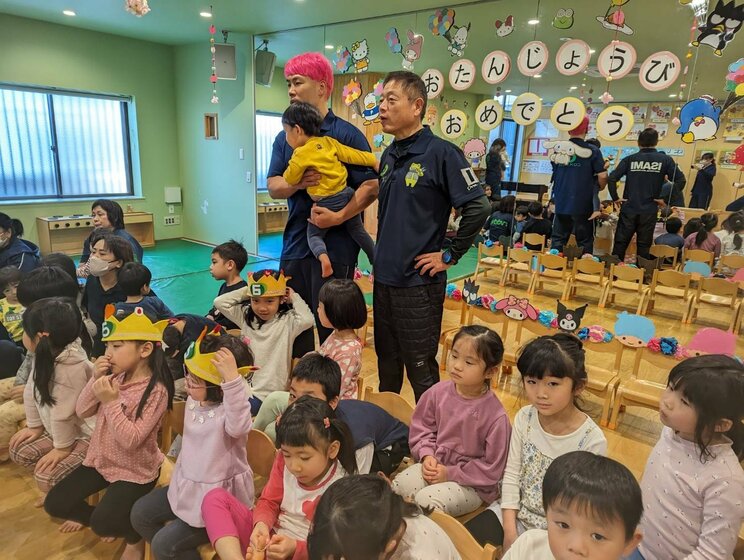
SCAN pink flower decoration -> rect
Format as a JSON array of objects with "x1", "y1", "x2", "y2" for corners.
[
  {"x1": 672, "y1": 117, "x2": 681, "y2": 126},
  {"x1": 600, "y1": 91, "x2": 614, "y2": 104},
  {"x1": 480, "y1": 294, "x2": 495, "y2": 309},
  {"x1": 647, "y1": 338, "x2": 661, "y2": 353},
  {"x1": 451, "y1": 289, "x2": 462, "y2": 301}
]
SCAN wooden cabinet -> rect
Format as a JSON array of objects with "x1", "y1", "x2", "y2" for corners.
[
  {"x1": 258, "y1": 203, "x2": 289, "y2": 233},
  {"x1": 36, "y1": 212, "x2": 155, "y2": 256}
]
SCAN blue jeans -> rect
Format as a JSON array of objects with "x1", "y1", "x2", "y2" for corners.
[{"x1": 624, "y1": 548, "x2": 645, "y2": 560}]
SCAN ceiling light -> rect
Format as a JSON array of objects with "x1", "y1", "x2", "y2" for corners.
[
  {"x1": 325, "y1": 44, "x2": 334, "y2": 50},
  {"x1": 589, "y1": 48, "x2": 596, "y2": 54},
  {"x1": 527, "y1": 19, "x2": 540, "y2": 25},
  {"x1": 534, "y1": 74, "x2": 542, "y2": 78},
  {"x1": 669, "y1": 93, "x2": 679, "y2": 98},
  {"x1": 200, "y1": 11, "x2": 212, "y2": 17},
  {"x1": 569, "y1": 86, "x2": 578, "y2": 90},
  {"x1": 505, "y1": 89, "x2": 512, "y2": 93},
  {"x1": 63, "y1": 9, "x2": 76, "y2": 16}
]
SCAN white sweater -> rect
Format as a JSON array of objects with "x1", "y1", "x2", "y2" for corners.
[
  {"x1": 390, "y1": 514, "x2": 461, "y2": 560},
  {"x1": 502, "y1": 529, "x2": 554, "y2": 560},
  {"x1": 213, "y1": 288, "x2": 314, "y2": 400}
]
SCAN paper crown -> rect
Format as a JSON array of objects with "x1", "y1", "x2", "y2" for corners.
[
  {"x1": 184, "y1": 327, "x2": 257, "y2": 386},
  {"x1": 247, "y1": 269, "x2": 288, "y2": 298},
  {"x1": 102, "y1": 305, "x2": 168, "y2": 342}
]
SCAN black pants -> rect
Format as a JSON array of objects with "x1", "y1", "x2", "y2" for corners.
[
  {"x1": 44, "y1": 464, "x2": 158, "y2": 544},
  {"x1": 464, "y1": 509, "x2": 505, "y2": 547},
  {"x1": 612, "y1": 212, "x2": 656, "y2": 261},
  {"x1": 370, "y1": 439, "x2": 411, "y2": 477},
  {"x1": 689, "y1": 190, "x2": 711, "y2": 209},
  {"x1": 281, "y1": 256, "x2": 356, "y2": 358},
  {"x1": 373, "y1": 280, "x2": 445, "y2": 402},
  {"x1": 551, "y1": 213, "x2": 594, "y2": 254},
  {"x1": 0, "y1": 340, "x2": 24, "y2": 379}
]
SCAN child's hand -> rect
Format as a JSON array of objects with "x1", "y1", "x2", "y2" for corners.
[
  {"x1": 92, "y1": 376, "x2": 119, "y2": 404},
  {"x1": 250, "y1": 523, "x2": 270, "y2": 556},
  {"x1": 285, "y1": 288, "x2": 295, "y2": 300},
  {"x1": 93, "y1": 356, "x2": 112, "y2": 379},
  {"x1": 422, "y1": 455, "x2": 438, "y2": 480},
  {"x1": 9, "y1": 426, "x2": 43, "y2": 451},
  {"x1": 211, "y1": 347, "x2": 239, "y2": 382},
  {"x1": 428, "y1": 464, "x2": 447, "y2": 484},
  {"x1": 267, "y1": 534, "x2": 296, "y2": 560},
  {"x1": 35, "y1": 447, "x2": 72, "y2": 474}
]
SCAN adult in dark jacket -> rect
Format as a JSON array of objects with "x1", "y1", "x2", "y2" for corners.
[
  {"x1": 608, "y1": 128, "x2": 686, "y2": 261},
  {"x1": 688, "y1": 152, "x2": 716, "y2": 209},
  {"x1": 485, "y1": 138, "x2": 507, "y2": 195},
  {"x1": 78, "y1": 199, "x2": 143, "y2": 276},
  {"x1": 0, "y1": 213, "x2": 40, "y2": 273}
]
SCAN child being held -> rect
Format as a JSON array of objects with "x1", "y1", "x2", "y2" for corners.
[
  {"x1": 593, "y1": 200, "x2": 619, "y2": 257},
  {"x1": 503, "y1": 451, "x2": 643, "y2": 560},
  {"x1": 392, "y1": 325, "x2": 512, "y2": 517},
  {"x1": 282, "y1": 102, "x2": 378, "y2": 278},
  {"x1": 115, "y1": 262, "x2": 173, "y2": 321},
  {"x1": 308, "y1": 474, "x2": 460, "y2": 560},
  {"x1": 0, "y1": 266, "x2": 24, "y2": 345},
  {"x1": 206, "y1": 240, "x2": 248, "y2": 331}
]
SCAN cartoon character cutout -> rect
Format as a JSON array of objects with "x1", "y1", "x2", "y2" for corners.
[
  {"x1": 556, "y1": 301, "x2": 587, "y2": 333},
  {"x1": 351, "y1": 39, "x2": 369, "y2": 73},
  {"x1": 596, "y1": 0, "x2": 634, "y2": 35},
  {"x1": 428, "y1": 8, "x2": 470, "y2": 57},
  {"x1": 692, "y1": 0, "x2": 744, "y2": 57},
  {"x1": 462, "y1": 279, "x2": 480, "y2": 306},
  {"x1": 405, "y1": 163, "x2": 425, "y2": 188},
  {"x1": 402, "y1": 30, "x2": 424, "y2": 70},
  {"x1": 614, "y1": 312, "x2": 655, "y2": 347},
  {"x1": 685, "y1": 327, "x2": 737, "y2": 357},
  {"x1": 462, "y1": 138, "x2": 487, "y2": 168},
  {"x1": 495, "y1": 295, "x2": 539, "y2": 321},
  {"x1": 495, "y1": 15, "x2": 514, "y2": 37},
  {"x1": 544, "y1": 140, "x2": 593, "y2": 166},
  {"x1": 448, "y1": 23, "x2": 471, "y2": 57},
  {"x1": 733, "y1": 143, "x2": 744, "y2": 167},
  {"x1": 332, "y1": 46, "x2": 352, "y2": 74},
  {"x1": 425, "y1": 105, "x2": 439, "y2": 127},
  {"x1": 677, "y1": 96, "x2": 721, "y2": 143},
  {"x1": 553, "y1": 8, "x2": 575, "y2": 29},
  {"x1": 361, "y1": 93, "x2": 380, "y2": 126}
]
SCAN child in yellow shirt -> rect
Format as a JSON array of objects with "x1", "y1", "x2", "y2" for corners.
[
  {"x1": 0, "y1": 267, "x2": 24, "y2": 344},
  {"x1": 282, "y1": 102, "x2": 379, "y2": 278}
]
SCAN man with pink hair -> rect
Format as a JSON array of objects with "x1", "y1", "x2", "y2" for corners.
[{"x1": 267, "y1": 52, "x2": 378, "y2": 355}]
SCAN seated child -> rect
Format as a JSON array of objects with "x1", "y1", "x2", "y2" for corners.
[
  {"x1": 683, "y1": 212, "x2": 721, "y2": 258},
  {"x1": 131, "y1": 329, "x2": 255, "y2": 559},
  {"x1": 511, "y1": 206, "x2": 529, "y2": 244},
  {"x1": 716, "y1": 211, "x2": 744, "y2": 260},
  {"x1": 114, "y1": 262, "x2": 173, "y2": 321},
  {"x1": 521, "y1": 202, "x2": 552, "y2": 250},
  {"x1": 308, "y1": 474, "x2": 460, "y2": 560},
  {"x1": 487, "y1": 195, "x2": 516, "y2": 244},
  {"x1": 253, "y1": 353, "x2": 410, "y2": 476},
  {"x1": 593, "y1": 200, "x2": 618, "y2": 256},
  {"x1": 392, "y1": 325, "x2": 512, "y2": 517},
  {"x1": 502, "y1": 451, "x2": 643, "y2": 560},
  {"x1": 0, "y1": 266, "x2": 24, "y2": 345},
  {"x1": 282, "y1": 102, "x2": 378, "y2": 278},
  {"x1": 201, "y1": 396, "x2": 357, "y2": 560},
  {"x1": 653, "y1": 216, "x2": 684, "y2": 252},
  {"x1": 206, "y1": 239, "x2": 248, "y2": 331},
  {"x1": 162, "y1": 313, "x2": 221, "y2": 399}
]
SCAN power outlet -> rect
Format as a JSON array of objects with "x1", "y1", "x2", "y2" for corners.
[{"x1": 164, "y1": 215, "x2": 181, "y2": 226}]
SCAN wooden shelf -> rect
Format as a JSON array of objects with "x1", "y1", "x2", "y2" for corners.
[{"x1": 257, "y1": 204, "x2": 288, "y2": 234}]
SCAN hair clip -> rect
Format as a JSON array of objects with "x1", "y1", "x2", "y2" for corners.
[{"x1": 323, "y1": 417, "x2": 330, "y2": 429}]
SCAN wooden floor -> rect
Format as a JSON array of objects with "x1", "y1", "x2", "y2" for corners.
[{"x1": 2, "y1": 274, "x2": 742, "y2": 559}]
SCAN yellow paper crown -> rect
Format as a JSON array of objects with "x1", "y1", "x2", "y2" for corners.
[
  {"x1": 184, "y1": 327, "x2": 257, "y2": 385},
  {"x1": 102, "y1": 305, "x2": 169, "y2": 342},
  {"x1": 247, "y1": 269, "x2": 288, "y2": 298}
]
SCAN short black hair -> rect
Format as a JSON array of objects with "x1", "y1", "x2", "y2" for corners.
[
  {"x1": 41, "y1": 253, "x2": 77, "y2": 282},
  {"x1": 700, "y1": 151, "x2": 715, "y2": 161},
  {"x1": 498, "y1": 195, "x2": 516, "y2": 214},
  {"x1": 91, "y1": 199, "x2": 125, "y2": 230},
  {"x1": 638, "y1": 128, "x2": 659, "y2": 148},
  {"x1": 212, "y1": 239, "x2": 248, "y2": 272},
  {"x1": 17, "y1": 266, "x2": 79, "y2": 307},
  {"x1": 543, "y1": 451, "x2": 643, "y2": 541},
  {"x1": 515, "y1": 205, "x2": 529, "y2": 218},
  {"x1": 0, "y1": 266, "x2": 23, "y2": 293},
  {"x1": 527, "y1": 202, "x2": 543, "y2": 217},
  {"x1": 318, "y1": 279, "x2": 367, "y2": 330},
  {"x1": 517, "y1": 333, "x2": 587, "y2": 389},
  {"x1": 382, "y1": 71, "x2": 427, "y2": 122},
  {"x1": 290, "y1": 352, "x2": 342, "y2": 402},
  {"x1": 282, "y1": 102, "x2": 322, "y2": 137},
  {"x1": 665, "y1": 216, "x2": 682, "y2": 234},
  {"x1": 118, "y1": 262, "x2": 152, "y2": 297}
]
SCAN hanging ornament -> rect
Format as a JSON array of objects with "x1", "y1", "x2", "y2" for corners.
[
  {"x1": 208, "y1": 7, "x2": 219, "y2": 104},
  {"x1": 125, "y1": 0, "x2": 151, "y2": 17}
]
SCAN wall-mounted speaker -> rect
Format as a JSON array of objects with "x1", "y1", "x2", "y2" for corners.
[
  {"x1": 215, "y1": 44, "x2": 237, "y2": 80},
  {"x1": 255, "y1": 49, "x2": 276, "y2": 86}
]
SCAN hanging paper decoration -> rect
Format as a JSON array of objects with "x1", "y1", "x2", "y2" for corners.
[
  {"x1": 511, "y1": 92, "x2": 542, "y2": 126},
  {"x1": 440, "y1": 109, "x2": 467, "y2": 139},
  {"x1": 462, "y1": 279, "x2": 480, "y2": 305},
  {"x1": 385, "y1": 28, "x2": 402, "y2": 54},
  {"x1": 676, "y1": 96, "x2": 721, "y2": 143},
  {"x1": 342, "y1": 78, "x2": 363, "y2": 117},
  {"x1": 550, "y1": 97, "x2": 586, "y2": 131},
  {"x1": 685, "y1": 327, "x2": 737, "y2": 357},
  {"x1": 596, "y1": 106, "x2": 634, "y2": 141},
  {"x1": 332, "y1": 46, "x2": 353, "y2": 73},
  {"x1": 361, "y1": 93, "x2": 380, "y2": 126},
  {"x1": 462, "y1": 138, "x2": 487, "y2": 167},
  {"x1": 421, "y1": 68, "x2": 444, "y2": 99},
  {"x1": 429, "y1": 8, "x2": 470, "y2": 57},
  {"x1": 723, "y1": 58, "x2": 744, "y2": 112},
  {"x1": 402, "y1": 30, "x2": 424, "y2": 70},
  {"x1": 682, "y1": 260, "x2": 712, "y2": 276},
  {"x1": 425, "y1": 105, "x2": 439, "y2": 127},
  {"x1": 494, "y1": 295, "x2": 539, "y2": 321},
  {"x1": 209, "y1": 21, "x2": 218, "y2": 104},
  {"x1": 553, "y1": 8, "x2": 575, "y2": 29},
  {"x1": 614, "y1": 312, "x2": 655, "y2": 347},
  {"x1": 596, "y1": 0, "x2": 634, "y2": 35},
  {"x1": 125, "y1": 0, "x2": 151, "y2": 16},
  {"x1": 555, "y1": 39, "x2": 591, "y2": 76},
  {"x1": 494, "y1": 15, "x2": 515, "y2": 37},
  {"x1": 638, "y1": 51, "x2": 681, "y2": 92},
  {"x1": 692, "y1": 0, "x2": 744, "y2": 56},
  {"x1": 597, "y1": 41, "x2": 637, "y2": 80},
  {"x1": 544, "y1": 140, "x2": 593, "y2": 165},
  {"x1": 475, "y1": 99, "x2": 504, "y2": 131},
  {"x1": 447, "y1": 22, "x2": 471, "y2": 57},
  {"x1": 449, "y1": 59, "x2": 476, "y2": 91},
  {"x1": 599, "y1": 91, "x2": 615, "y2": 104},
  {"x1": 556, "y1": 301, "x2": 587, "y2": 333},
  {"x1": 517, "y1": 41, "x2": 549, "y2": 77},
  {"x1": 350, "y1": 39, "x2": 370, "y2": 73},
  {"x1": 481, "y1": 51, "x2": 511, "y2": 84}
]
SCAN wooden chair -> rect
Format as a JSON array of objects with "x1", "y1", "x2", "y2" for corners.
[
  {"x1": 642, "y1": 269, "x2": 693, "y2": 323},
  {"x1": 429, "y1": 509, "x2": 500, "y2": 560},
  {"x1": 247, "y1": 429, "x2": 277, "y2": 497},
  {"x1": 687, "y1": 276, "x2": 742, "y2": 330},
  {"x1": 561, "y1": 259, "x2": 606, "y2": 302},
  {"x1": 363, "y1": 386, "x2": 414, "y2": 426},
  {"x1": 531, "y1": 253, "x2": 569, "y2": 296},
  {"x1": 598, "y1": 264, "x2": 648, "y2": 313},
  {"x1": 649, "y1": 244, "x2": 678, "y2": 269},
  {"x1": 583, "y1": 338, "x2": 624, "y2": 427},
  {"x1": 717, "y1": 254, "x2": 744, "y2": 276},
  {"x1": 500, "y1": 247, "x2": 537, "y2": 291},
  {"x1": 473, "y1": 242, "x2": 505, "y2": 282},
  {"x1": 438, "y1": 298, "x2": 469, "y2": 373},
  {"x1": 608, "y1": 348, "x2": 674, "y2": 430},
  {"x1": 523, "y1": 233, "x2": 546, "y2": 252},
  {"x1": 680, "y1": 248, "x2": 715, "y2": 270},
  {"x1": 159, "y1": 400, "x2": 186, "y2": 454}
]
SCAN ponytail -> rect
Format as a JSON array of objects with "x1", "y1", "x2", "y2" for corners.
[
  {"x1": 33, "y1": 336, "x2": 58, "y2": 407},
  {"x1": 134, "y1": 343, "x2": 174, "y2": 419},
  {"x1": 10, "y1": 218, "x2": 24, "y2": 237},
  {"x1": 695, "y1": 222, "x2": 708, "y2": 246},
  {"x1": 729, "y1": 420, "x2": 744, "y2": 461},
  {"x1": 696, "y1": 212, "x2": 718, "y2": 246}
]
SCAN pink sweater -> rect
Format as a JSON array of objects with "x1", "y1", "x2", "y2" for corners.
[
  {"x1": 683, "y1": 232, "x2": 721, "y2": 258},
  {"x1": 409, "y1": 381, "x2": 512, "y2": 503},
  {"x1": 77, "y1": 372, "x2": 168, "y2": 484}
]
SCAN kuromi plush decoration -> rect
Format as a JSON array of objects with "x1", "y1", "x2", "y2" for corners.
[
  {"x1": 495, "y1": 295, "x2": 539, "y2": 320},
  {"x1": 544, "y1": 140, "x2": 593, "y2": 165},
  {"x1": 462, "y1": 279, "x2": 480, "y2": 305},
  {"x1": 614, "y1": 312, "x2": 655, "y2": 347},
  {"x1": 556, "y1": 300, "x2": 588, "y2": 333}
]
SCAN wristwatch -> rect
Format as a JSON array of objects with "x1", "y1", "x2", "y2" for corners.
[{"x1": 442, "y1": 250, "x2": 458, "y2": 266}]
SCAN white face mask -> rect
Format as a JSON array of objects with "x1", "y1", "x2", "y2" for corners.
[{"x1": 88, "y1": 256, "x2": 114, "y2": 277}]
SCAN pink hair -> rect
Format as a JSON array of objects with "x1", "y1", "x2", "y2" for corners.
[{"x1": 284, "y1": 52, "x2": 334, "y2": 93}]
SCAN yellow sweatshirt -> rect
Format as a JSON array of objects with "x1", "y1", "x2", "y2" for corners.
[
  {"x1": 0, "y1": 298, "x2": 24, "y2": 342},
  {"x1": 283, "y1": 136, "x2": 376, "y2": 199}
]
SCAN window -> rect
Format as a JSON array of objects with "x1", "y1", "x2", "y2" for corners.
[
  {"x1": 488, "y1": 118, "x2": 525, "y2": 183},
  {"x1": 255, "y1": 112, "x2": 284, "y2": 192},
  {"x1": 0, "y1": 85, "x2": 133, "y2": 201}
]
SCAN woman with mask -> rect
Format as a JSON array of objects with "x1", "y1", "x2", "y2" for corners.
[
  {"x1": 689, "y1": 153, "x2": 716, "y2": 210},
  {"x1": 0, "y1": 213, "x2": 40, "y2": 274}
]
